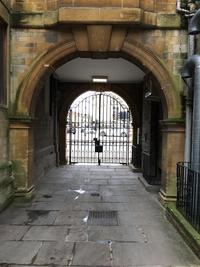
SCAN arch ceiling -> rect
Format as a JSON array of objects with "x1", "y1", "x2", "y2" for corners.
[{"x1": 55, "y1": 58, "x2": 145, "y2": 83}]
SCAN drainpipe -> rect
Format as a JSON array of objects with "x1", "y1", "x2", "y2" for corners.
[
  {"x1": 182, "y1": 55, "x2": 200, "y2": 172},
  {"x1": 184, "y1": 26, "x2": 195, "y2": 163},
  {"x1": 183, "y1": 5, "x2": 200, "y2": 165},
  {"x1": 176, "y1": 0, "x2": 195, "y2": 163},
  {"x1": 184, "y1": 83, "x2": 193, "y2": 163},
  {"x1": 188, "y1": 8, "x2": 200, "y2": 35}
]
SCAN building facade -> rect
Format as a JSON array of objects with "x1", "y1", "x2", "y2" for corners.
[{"x1": 0, "y1": 0, "x2": 191, "y2": 222}]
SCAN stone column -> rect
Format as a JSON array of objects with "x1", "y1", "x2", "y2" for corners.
[
  {"x1": 9, "y1": 117, "x2": 35, "y2": 200},
  {"x1": 159, "y1": 120, "x2": 185, "y2": 205}
]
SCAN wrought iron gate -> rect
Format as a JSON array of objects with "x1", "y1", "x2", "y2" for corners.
[{"x1": 66, "y1": 91, "x2": 132, "y2": 165}]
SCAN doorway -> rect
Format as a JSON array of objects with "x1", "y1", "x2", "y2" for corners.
[{"x1": 66, "y1": 91, "x2": 133, "y2": 165}]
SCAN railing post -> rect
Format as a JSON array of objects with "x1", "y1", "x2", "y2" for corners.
[{"x1": 176, "y1": 162, "x2": 200, "y2": 233}]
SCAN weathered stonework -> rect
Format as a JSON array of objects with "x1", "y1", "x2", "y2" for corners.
[
  {"x1": 159, "y1": 120, "x2": 185, "y2": 204},
  {"x1": 0, "y1": 2, "x2": 13, "y2": 211},
  {"x1": 0, "y1": 0, "x2": 189, "y2": 205},
  {"x1": 0, "y1": 111, "x2": 12, "y2": 211},
  {"x1": 10, "y1": 0, "x2": 177, "y2": 13}
]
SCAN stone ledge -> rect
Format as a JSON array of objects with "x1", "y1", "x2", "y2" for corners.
[
  {"x1": 167, "y1": 203, "x2": 200, "y2": 259},
  {"x1": 138, "y1": 174, "x2": 161, "y2": 193},
  {"x1": 128, "y1": 163, "x2": 141, "y2": 173},
  {"x1": 15, "y1": 185, "x2": 35, "y2": 202},
  {"x1": 159, "y1": 189, "x2": 176, "y2": 206},
  {"x1": 11, "y1": 8, "x2": 181, "y2": 28}
]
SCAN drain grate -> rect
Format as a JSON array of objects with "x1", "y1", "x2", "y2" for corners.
[{"x1": 87, "y1": 211, "x2": 118, "y2": 226}]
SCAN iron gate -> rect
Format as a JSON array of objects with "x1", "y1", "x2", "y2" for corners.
[{"x1": 66, "y1": 91, "x2": 132, "y2": 165}]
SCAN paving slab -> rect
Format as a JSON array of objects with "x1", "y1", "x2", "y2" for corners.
[
  {"x1": 23, "y1": 226, "x2": 69, "y2": 241},
  {"x1": 109, "y1": 179, "x2": 139, "y2": 185},
  {"x1": 118, "y1": 211, "x2": 166, "y2": 226},
  {"x1": 112, "y1": 242, "x2": 200, "y2": 266},
  {"x1": 85, "y1": 179, "x2": 108, "y2": 185},
  {"x1": 27, "y1": 201, "x2": 65, "y2": 211},
  {"x1": 0, "y1": 225, "x2": 29, "y2": 241},
  {"x1": 0, "y1": 241, "x2": 42, "y2": 264},
  {"x1": 54, "y1": 211, "x2": 88, "y2": 226},
  {"x1": 65, "y1": 226, "x2": 88, "y2": 242},
  {"x1": 0, "y1": 165, "x2": 199, "y2": 267},
  {"x1": 0, "y1": 207, "x2": 28, "y2": 225},
  {"x1": 65, "y1": 192, "x2": 102, "y2": 203},
  {"x1": 72, "y1": 242, "x2": 111, "y2": 266},
  {"x1": 88, "y1": 226, "x2": 145, "y2": 243},
  {"x1": 33, "y1": 194, "x2": 66, "y2": 202},
  {"x1": 34, "y1": 241, "x2": 75, "y2": 265},
  {"x1": 25, "y1": 210, "x2": 58, "y2": 225}
]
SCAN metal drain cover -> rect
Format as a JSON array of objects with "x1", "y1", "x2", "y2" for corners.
[{"x1": 87, "y1": 211, "x2": 118, "y2": 226}]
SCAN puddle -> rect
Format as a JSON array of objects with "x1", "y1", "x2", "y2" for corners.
[
  {"x1": 91, "y1": 192, "x2": 100, "y2": 197},
  {"x1": 27, "y1": 210, "x2": 50, "y2": 223},
  {"x1": 43, "y1": 194, "x2": 52, "y2": 198}
]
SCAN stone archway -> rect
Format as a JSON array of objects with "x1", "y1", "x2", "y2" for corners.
[
  {"x1": 58, "y1": 83, "x2": 142, "y2": 165},
  {"x1": 15, "y1": 38, "x2": 181, "y2": 119},
  {"x1": 11, "y1": 30, "x2": 184, "y2": 203}
]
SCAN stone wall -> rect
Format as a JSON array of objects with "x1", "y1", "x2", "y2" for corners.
[
  {"x1": 6, "y1": 0, "x2": 187, "y2": 204},
  {"x1": 0, "y1": 108, "x2": 14, "y2": 210},
  {"x1": 10, "y1": 28, "x2": 188, "y2": 111},
  {"x1": 10, "y1": 29, "x2": 73, "y2": 110},
  {"x1": 33, "y1": 78, "x2": 56, "y2": 182},
  {"x1": 9, "y1": 0, "x2": 181, "y2": 29},
  {"x1": 11, "y1": 0, "x2": 177, "y2": 13},
  {"x1": 0, "y1": 2, "x2": 13, "y2": 211},
  {"x1": 127, "y1": 29, "x2": 188, "y2": 87}
]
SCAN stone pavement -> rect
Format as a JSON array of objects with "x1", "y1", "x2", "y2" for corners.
[{"x1": 0, "y1": 165, "x2": 199, "y2": 267}]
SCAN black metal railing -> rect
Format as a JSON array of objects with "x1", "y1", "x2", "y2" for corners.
[{"x1": 177, "y1": 162, "x2": 200, "y2": 233}]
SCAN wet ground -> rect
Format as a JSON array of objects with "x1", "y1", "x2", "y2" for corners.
[{"x1": 0, "y1": 165, "x2": 199, "y2": 267}]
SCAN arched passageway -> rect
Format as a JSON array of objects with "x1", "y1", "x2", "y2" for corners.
[
  {"x1": 65, "y1": 91, "x2": 133, "y2": 166},
  {"x1": 10, "y1": 38, "x2": 185, "y2": 204}
]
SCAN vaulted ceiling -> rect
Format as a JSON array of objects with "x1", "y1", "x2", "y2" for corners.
[{"x1": 55, "y1": 58, "x2": 145, "y2": 84}]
